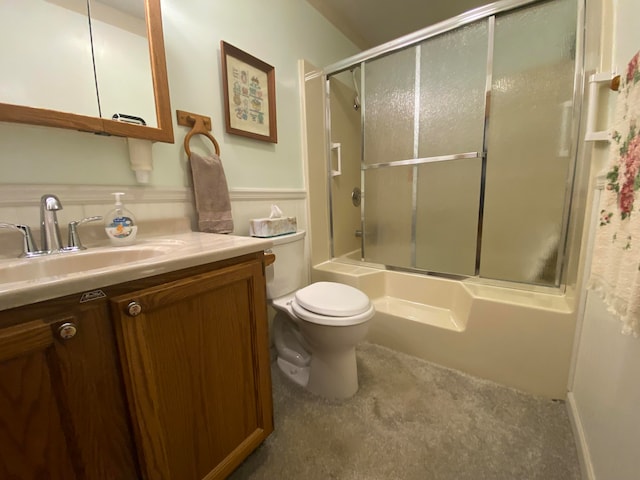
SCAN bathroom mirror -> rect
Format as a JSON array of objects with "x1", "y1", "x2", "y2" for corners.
[{"x1": 0, "y1": 0, "x2": 173, "y2": 143}]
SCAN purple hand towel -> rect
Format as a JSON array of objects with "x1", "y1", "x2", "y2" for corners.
[{"x1": 189, "y1": 151, "x2": 234, "y2": 234}]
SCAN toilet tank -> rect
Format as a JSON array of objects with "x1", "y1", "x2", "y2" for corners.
[{"x1": 266, "y1": 230, "x2": 306, "y2": 299}]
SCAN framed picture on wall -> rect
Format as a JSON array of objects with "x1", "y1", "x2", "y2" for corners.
[{"x1": 220, "y1": 41, "x2": 277, "y2": 143}]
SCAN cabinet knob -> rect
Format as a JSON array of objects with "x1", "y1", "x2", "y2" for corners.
[
  {"x1": 127, "y1": 301, "x2": 143, "y2": 317},
  {"x1": 58, "y1": 322, "x2": 78, "y2": 340}
]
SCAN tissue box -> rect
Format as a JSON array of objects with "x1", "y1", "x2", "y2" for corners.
[{"x1": 249, "y1": 216, "x2": 297, "y2": 237}]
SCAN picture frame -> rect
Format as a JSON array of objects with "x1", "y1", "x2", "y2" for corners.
[{"x1": 220, "y1": 41, "x2": 277, "y2": 143}]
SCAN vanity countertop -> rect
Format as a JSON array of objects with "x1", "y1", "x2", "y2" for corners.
[{"x1": 0, "y1": 232, "x2": 272, "y2": 312}]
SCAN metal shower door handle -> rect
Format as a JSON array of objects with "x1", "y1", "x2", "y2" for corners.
[{"x1": 331, "y1": 142, "x2": 342, "y2": 177}]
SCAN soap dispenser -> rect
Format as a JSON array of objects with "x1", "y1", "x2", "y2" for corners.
[{"x1": 104, "y1": 192, "x2": 137, "y2": 246}]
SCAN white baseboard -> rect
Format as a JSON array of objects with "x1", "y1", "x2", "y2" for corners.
[{"x1": 566, "y1": 392, "x2": 596, "y2": 480}]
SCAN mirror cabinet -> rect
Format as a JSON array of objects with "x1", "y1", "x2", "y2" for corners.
[{"x1": 0, "y1": 0, "x2": 173, "y2": 143}]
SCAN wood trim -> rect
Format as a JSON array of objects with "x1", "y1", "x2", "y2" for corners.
[
  {"x1": 0, "y1": 320, "x2": 53, "y2": 362},
  {"x1": 101, "y1": 119, "x2": 173, "y2": 143},
  {"x1": 93, "y1": 0, "x2": 174, "y2": 143},
  {"x1": 111, "y1": 304, "x2": 172, "y2": 480},
  {"x1": 176, "y1": 110, "x2": 212, "y2": 131},
  {"x1": 178, "y1": 110, "x2": 221, "y2": 156},
  {"x1": 264, "y1": 252, "x2": 276, "y2": 266},
  {"x1": 205, "y1": 429, "x2": 271, "y2": 480},
  {"x1": 0, "y1": 104, "x2": 104, "y2": 133},
  {"x1": 146, "y1": 0, "x2": 173, "y2": 142},
  {"x1": 112, "y1": 259, "x2": 258, "y2": 316},
  {"x1": 220, "y1": 41, "x2": 278, "y2": 143},
  {"x1": 249, "y1": 260, "x2": 274, "y2": 433}
]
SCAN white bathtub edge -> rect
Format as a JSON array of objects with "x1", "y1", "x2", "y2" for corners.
[{"x1": 313, "y1": 260, "x2": 577, "y2": 398}]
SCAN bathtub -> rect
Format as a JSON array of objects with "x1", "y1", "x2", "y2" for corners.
[{"x1": 312, "y1": 259, "x2": 577, "y2": 399}]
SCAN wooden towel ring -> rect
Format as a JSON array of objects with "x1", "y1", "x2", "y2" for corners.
[{"x1": 183, "y1": 115, "x2": 221, "y2": 157}]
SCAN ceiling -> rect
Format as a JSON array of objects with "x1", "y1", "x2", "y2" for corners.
[{"x1": 307, "y1": 0, "x2": 491, "y2": 49}]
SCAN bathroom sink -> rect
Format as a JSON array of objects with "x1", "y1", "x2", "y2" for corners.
[
  {"x1": 0, "y1": 242, "x2": 184, "y2": 285},
  {"x1": 0, "y1": 232, "x2": 273, "y2": 313}
]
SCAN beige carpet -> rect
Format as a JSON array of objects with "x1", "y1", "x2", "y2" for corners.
[{"x1": 230, "y1": 342, "x2": 581, "y2": 479}]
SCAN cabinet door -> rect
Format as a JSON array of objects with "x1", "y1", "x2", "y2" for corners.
[
  {"x1": 0, "y1": 320, "x2": 78, "y2": 480},
  {"x1": 111, "y1": 259, "x2": 273, "y2": 480},
  {"x1": 50, "y1": 305, "x2": 141, "y2": 479},
  {"x1": 0, "y1": 306, "x2": 140, "y2": 480}
]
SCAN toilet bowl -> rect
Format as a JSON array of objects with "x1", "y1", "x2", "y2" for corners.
[{"x1": 266, "y1": 232, "x2": 375, "y2": 399}]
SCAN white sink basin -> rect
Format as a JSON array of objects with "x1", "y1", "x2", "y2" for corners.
[{"x1": 1, "y1": 241, "x2": 184, "y2": 284}]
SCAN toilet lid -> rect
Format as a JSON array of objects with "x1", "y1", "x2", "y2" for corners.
[
  {"x1": 295, "y1": 282, "x2": 371, "y2": 317},
  {"x1": 291, "y1": 298, "x2": 374, "y2": 326}
]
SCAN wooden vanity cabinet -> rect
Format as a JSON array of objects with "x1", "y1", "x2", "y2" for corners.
[
  {"x1": 0, "y1": 252, "x2": 273, "y2": 480},
  {"x1": 0, "y1": 301, "x2": 140, "y2": 479},
  {"x1": 111, "y1": 256, "x2": 274, "y2": 480},
  {"x1": 0, "y1": 320, "x2": 80, "y2": 479}
]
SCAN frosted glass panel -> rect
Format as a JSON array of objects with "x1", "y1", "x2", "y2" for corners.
[
  {"x1": 418, "y1": 21, "x2": 488, "y2": 158},
  {"x1": 415, "y1": 159, "x2": 481, "y2": 275},
  {"x1": 363, "y1": 167, "x2": 413, "y2": 267},
  {"x1": 363, "y1": 48, "x2": 416, "y2": 165},
  {"x1": 480, "y1": 0, "x2": 577, "y2": 285}
]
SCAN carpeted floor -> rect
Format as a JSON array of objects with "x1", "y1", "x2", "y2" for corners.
[{"x1": 230, "y1": 342, "x2": 581, "y2": 480}]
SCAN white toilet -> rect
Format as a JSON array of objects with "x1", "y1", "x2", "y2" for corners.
[{"x1": 267, "y1": 231, "x2": 374, "y2": 399}]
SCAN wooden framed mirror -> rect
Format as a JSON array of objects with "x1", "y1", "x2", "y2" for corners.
[{"x1": 0, "y1": 0, "x2": 174, "y2": 143}]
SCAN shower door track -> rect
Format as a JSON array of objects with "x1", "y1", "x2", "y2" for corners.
[{"x1": 323, "y1": 0, "x2": 543, "y2": 77}]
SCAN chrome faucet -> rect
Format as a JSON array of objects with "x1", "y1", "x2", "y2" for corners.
[
  {"x1": 40, "y1": 194, "x2": 63, "y2": 252},
  {"x1": 1, "y1": 195, "x2": 102, "y2": 258},
  {"x1": 67, "y1": 216, "x2": 102, "y2": 251}
]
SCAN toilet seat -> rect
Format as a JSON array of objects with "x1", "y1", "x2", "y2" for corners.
[
  {"x1": 292, "y1": 282, "x2": 374, "y2": 326},
  {"x1": 291, "y1": 299, "x2": 374, "y2": 326},
  {"x1": 295, "y1": 282, "x2": 371, "y2": 316}
]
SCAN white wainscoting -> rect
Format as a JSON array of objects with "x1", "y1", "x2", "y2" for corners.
[
  {"x1": 0, "y1": 184, "x2": 308, "y2": 258},
  {"x1": 0, "y1": 184, "x2": 307, "y2": 231}
]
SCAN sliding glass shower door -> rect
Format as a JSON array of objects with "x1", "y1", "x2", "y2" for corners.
[
  {"x1": 362, "y1": 47, "x2": 416, "y2": 268},
  {"x1": 362, "y1": 20, "x2": 488, "y2": 276},
  {"x1": 480, "y1": 0, "x2": 578, "y2": 285},
  {"x1": 414, "y1": 21, "x2": 489, "y2": 275},
  {"x1": 327, "y1": 0, "x2": 580, "y2": 287}
]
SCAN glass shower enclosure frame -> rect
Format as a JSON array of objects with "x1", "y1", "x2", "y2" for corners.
[{"x1": 323, "y1": 0, "x2": 584, "y2": 289}]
